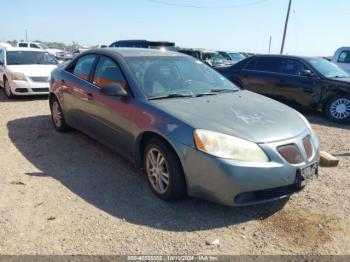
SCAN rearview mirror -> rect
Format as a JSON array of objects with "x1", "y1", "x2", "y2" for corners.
[
  {"x1": 301, "y1": 69, "x2": 314, "y2": 77},
  {"x1": 100, "y1": 83, "x2": 128, "y2": 97}
]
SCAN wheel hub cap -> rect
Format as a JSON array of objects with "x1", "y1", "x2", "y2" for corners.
[{"x1": 330, "y1": 98, "x2": 350, "y2": 119}]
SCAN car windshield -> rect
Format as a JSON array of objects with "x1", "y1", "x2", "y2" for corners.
[
  {"x1": 126, "y1": 56, "x2": 239, "y2": 99},
  {"x1": 6, "y1": 51, "x2": 58, "y2": 65},
  {"x1": 38, "y1": 43, "x2": 49, "y2": 49},
  {"x1": 229, "y1": 53, "x2": 246, "y2": 62},
  {"x1": 306, "y1": 57, "x2": 349, "y2": 78}
]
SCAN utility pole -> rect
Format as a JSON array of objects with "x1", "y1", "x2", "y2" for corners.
[
  {"x1": 268, "y1": 36, "x2": 272, "y2": 54},
  {"x1": 25, "y1": 29, "x2": 28, "y2": 41},
  {"x1": 280, "y1": 0, "x2": 292, "y2": 54}
]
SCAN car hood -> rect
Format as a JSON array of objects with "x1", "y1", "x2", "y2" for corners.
[
  {"x1": 7, "y1": 65, "x2": 57, "y2": 77},
  {"x1": 151, "y1": 90, "x2": 308, "y2": 143},
  {"x1": 329, "y1": 77, "x2": 350, "y2": 85}
]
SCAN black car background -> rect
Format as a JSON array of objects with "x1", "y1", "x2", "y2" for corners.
[{"x1": 217, "y1": 55, "x2": 350, "y2": 123}]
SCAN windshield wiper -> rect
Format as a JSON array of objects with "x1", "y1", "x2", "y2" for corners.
[
  {"x1": 211, "y1": 88, "x2": 239, "y2": 93},
  {"x1": 148, "y1": 93, "x2": 195, "y2": 100},
  {"x1": 195, "y1": 92, "x2": 218, "y2": 97},
  {"x1": 331, "y1": 75, "x2": 347, "y2": 78}
]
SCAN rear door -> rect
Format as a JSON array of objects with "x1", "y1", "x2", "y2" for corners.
[
  {"x1": 240, "y1": 57, "x2": 282, "y2": 97},
  {"x1": 273, "y1": 58, "x2": 321, "y2": 107},
  {"x1": 62, "y1": 54, "x2": 98, "y2": 130}
]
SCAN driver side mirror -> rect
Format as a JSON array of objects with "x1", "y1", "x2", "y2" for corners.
[
  {"x1": 100, "y1": 83, "x2": 128, "y2": 97},
  {"x1": 301, "y1": 69, "x2": 314, "y2": 77}
]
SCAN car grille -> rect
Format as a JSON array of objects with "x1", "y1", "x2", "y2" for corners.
[
  {"x1": 32, "y1": 88, "x2": 49, "y2": 93},
  {"x1": 277, "y1": 144, "x2": 303, "y2": 164},
  {"x1": 29, "y1": 77, "x2": 49, "y2": 83},
  {"x1": 303, "y1": 136, "x2": 314, "y2": 159}
]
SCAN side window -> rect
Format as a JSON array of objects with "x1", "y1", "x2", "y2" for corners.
[
  {"x1": 244, "y1": 57, "x2": 259, "y2": 70},
  {"x1": 338, "y1": 51, "x2": 350, "y2": 64},
  {"x1": 280, "y1": 59, "x2": 307, "y2": 76},
  {"x1": 254, "y1": 57, "x2": 282, "y2": 73},
  {"x1": 18, "y1": 43, "x2": 28, "y2": 47},
  {"x1": 30, "y1": 43, "x2": 39, "y2": 49},
  {"x1": 73, "y1": 55, "x2": 96, "y2": 81},
  {"x1": 92, "y1": 56, "x2": 127, "y2": 89},
  {"x1": 0, "y1": 49, "x2": 3, "y2": 64}
]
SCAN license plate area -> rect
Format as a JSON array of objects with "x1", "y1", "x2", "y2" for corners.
[{"x1": 297, "y1": 162, "x2": 318, "y2": 187}]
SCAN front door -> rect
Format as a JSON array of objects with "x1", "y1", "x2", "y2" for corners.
[
  {"x1": 272, "y1": 58, "x2": 321, "y2": 108},
  {"x1": 82, "y1": 55, "x2": 135, "y2": 157}
]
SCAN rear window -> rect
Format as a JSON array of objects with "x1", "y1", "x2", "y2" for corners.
[
  {"x1": 338, "y1": 51, "x2": 350, "y2": 64},
  {"x1": 18, "y1": 43, "x2": 28, "y2": 47}
]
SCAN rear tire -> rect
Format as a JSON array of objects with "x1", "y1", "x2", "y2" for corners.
[
  {"x1": 144, "y1": 139, "x2": 186, "y2": 201},
  {"x1": 325, "y1": 94, "x2": 350, "y2": 123},
  {"x1": 50, "y1": 97, "x2": 70, "y2": 132},
  {"x1": 4, "y1": 78, "x2": 14, "y2": 99}
]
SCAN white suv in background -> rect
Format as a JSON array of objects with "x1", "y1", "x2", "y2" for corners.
[
  {"x1": 332, "y1": 47, "x2": 350, "y2": 74},
  {"x1": 17, "y1": 42, "x2": 65, "y2": 60},
  {"x1": 0, "y1": 47, "x2": 58, "y2": 98}
]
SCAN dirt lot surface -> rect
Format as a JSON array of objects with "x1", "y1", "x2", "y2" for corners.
[{"x1": 0, "y1": 90, "x2": 349, "y2": 255}]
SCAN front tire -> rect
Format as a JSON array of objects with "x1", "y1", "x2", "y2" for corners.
[
  {"x1": 50, "y1": 97, "x2": 70, "y2": 132},
  {"x1": 144, "y1": 139, "x2": 186, "y2": 201},
  {"x1": 325, "y1": 94, "x2": 350, "y2": 123},
  {"x1": 4, "y1": 78, "x2": 14, "y2": 99}
]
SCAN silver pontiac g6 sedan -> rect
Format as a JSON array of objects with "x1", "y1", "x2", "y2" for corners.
[{"x1": 49, "y1": 48, "x2": 320, "y2": 206}]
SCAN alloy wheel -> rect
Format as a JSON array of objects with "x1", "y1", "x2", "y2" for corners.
[
  {"x1": 330, "y1": 98, "x2": 350, "y2": 119},
  {"x1": 52, "y1": 101, "x2": 63, "y2": 128},
  {"x1": 146, "y1": 148, "x2": 170, "y2": 194}
]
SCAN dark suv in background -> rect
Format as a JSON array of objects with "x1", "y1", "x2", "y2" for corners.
[
  {"x1": 217, "y1": 55, "x2": 350, "y2": 123},
  {"x1": 109, "y1": 40, "x2": 176, "y2": 51}
]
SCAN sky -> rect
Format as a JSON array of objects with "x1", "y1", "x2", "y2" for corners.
[{"x1": 1, "y1": 0, "x2": 349, "y2": 56}]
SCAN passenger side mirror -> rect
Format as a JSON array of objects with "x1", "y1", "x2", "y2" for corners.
[
  {"x1": 301, "y1": 69, "x2": 314, "y2": 77},
  {"x1": 100, "y1": 83, "x2": 128, "y2": 97}
]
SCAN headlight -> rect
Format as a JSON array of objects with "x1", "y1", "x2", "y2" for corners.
[
  {"x1": 193, "y1": 129, "x2": 269, "y2": 162},
  {"x1": 11, "y1": 72, "x2": 27, "y2": 81}
]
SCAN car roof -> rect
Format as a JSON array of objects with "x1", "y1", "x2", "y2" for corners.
[
  {"x1": 251, "y1": 54, "x2": 319, "y2": 60},
  {"x1": 5, "y1": 47, "x2": 49, "y2": 52},
  {"x1": 86, "y1": 48, "x2": 187, "y2": 58}
]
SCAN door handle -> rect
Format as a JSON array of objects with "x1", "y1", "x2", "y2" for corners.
[
  {"x1": 87, "y1": 93, "x2": 94, "y2": 100},
  {"x1": 80, "y1": 93, "x2": 94, "y2": 102}
]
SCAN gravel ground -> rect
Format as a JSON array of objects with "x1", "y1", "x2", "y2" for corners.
[{"x1": 0, "y1": 90, "x2": 349, "y2": 255}]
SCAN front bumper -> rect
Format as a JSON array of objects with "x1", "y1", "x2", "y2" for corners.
[
  {"x1": 180, "y1": 130, "x2": 320, "y2": 206},
  {"x1": 9, "y1": 79, "x2": 50, "y2": 96}
]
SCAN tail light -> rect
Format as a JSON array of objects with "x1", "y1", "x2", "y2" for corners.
[
  {"x1": 303, "y1": 136, "x2": 314, "y2": 159},
  {"x1": 277, "y1": 144, "x2": 303, "y2": 164}
]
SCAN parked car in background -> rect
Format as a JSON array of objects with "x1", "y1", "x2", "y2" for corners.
[
  {"x1": 98, "y1": 44, "x2": 108, "y2": 48},
  {"x1": 17, "y1": 42, "x2": 65, "y2": 60},
  {"x1": 0, "y1": 47, "x2": 58, "y2": 98},
  {"x1": 110, "y1": 40, "x2": 176, "y2": 51},
  {"x1": 0, "y1": 42, "x2": 12, "y2": 48},
  {"x1": 49, "y1": 48, "x2": 319, "y2": 206},
  {"x1": 217, "y1": 55, "x2": 350, "y2": 123},
  {"x1": 178, "y1": 48, "x2": 231, "y2": 68},
  {"x1": 332, "y1": 47, "x2": 350, "y2": 74},
  {"x1": 218, "y1": 51, "x2": 246, "y2": 64}
]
